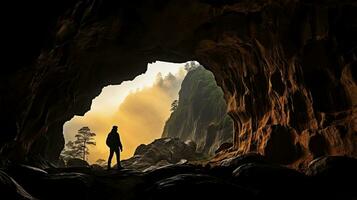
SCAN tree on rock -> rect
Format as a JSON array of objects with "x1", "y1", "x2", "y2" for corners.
[
  {"x1": 184, "y1": 61, "x2": 199, "y2": 72},
  {"x1": 61, "y1": 126, "x2": 96, "y2": 162},
  {"x1": 170, "y1": 100, "x2": 178, "y2": 112},
  {"x1": 61, "y1": 141, "x2": 81, "y2": 160}
]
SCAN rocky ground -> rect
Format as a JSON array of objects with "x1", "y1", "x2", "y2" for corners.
[
  {"x1": 119, "y1": 138, "x2": 201, "y2": 171},
  {"x1": 1, "y1": 154, "x2": 356, "y2": 200},
  {"x1": 61, "y1": 137, "x2": 203, "y2": 171}
]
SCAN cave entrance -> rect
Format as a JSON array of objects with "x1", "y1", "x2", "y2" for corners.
[{"x1": 61, "y1": 61, "x2": 233, "y2": 168}]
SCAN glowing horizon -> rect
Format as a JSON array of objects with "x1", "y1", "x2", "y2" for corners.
[{"x1": 63, "y1": 61, "x2": 188, "y2": 164}]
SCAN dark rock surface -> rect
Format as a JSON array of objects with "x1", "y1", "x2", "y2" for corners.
[
  {"x1": 0, "y1": 170, "x2": 35, "y2": 200},
  {"x1": 215, "y1": 142, "x2": 233, "y2": 154},
  {"x1": 305, "y1": 156, "x2": 357, "y2": 199},
  {"x1": 66, "y1": 158, "x2": 90, "y2": 168},
  {"x1": 220, "y1": 153, "x2": 267, "y2": 169},
  {"x1": 232, "y1": 163, "x2": 310, "y2": 199},
  {"x1": 263, "y1": 125, "x2": 301, "y2": 164},
  {"x1": 306, "y1": 155, "x2": 357, "y2": 177},
  {"x1": 1, "y1": 155, "x2": 356, "y2": 200},
  {"x1": 145, "y1": 174, "x2": 255, "y2": 200}
]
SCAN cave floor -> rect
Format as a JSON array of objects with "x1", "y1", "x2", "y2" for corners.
[{"x1": 2, "y1": 155, "x2": 357, "y2": 200}]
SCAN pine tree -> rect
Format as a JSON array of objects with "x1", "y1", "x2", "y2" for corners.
[
  {"x1": 75, "y1": 127, "x2": 96, "y2": 161},
  {"x1": 61, "y1": 126, "x2": 96, "y2": 161}
]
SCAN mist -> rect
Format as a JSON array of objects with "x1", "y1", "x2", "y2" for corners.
[{"x1": 63, "y1": 66, "x2": 186, "y2": 163}]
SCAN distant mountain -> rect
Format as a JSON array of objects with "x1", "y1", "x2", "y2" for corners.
[{"x1": 162, "y1": 65, "x2": 233, "y2": 155}]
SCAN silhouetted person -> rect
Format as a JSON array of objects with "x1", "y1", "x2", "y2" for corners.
[{"x1": 106, "y1": 125, "x2": 123, "y2": 170}]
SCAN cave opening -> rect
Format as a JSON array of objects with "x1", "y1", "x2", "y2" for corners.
[
  {"x1": 60, "y1": 60, "x2": 234, "y2": 168},
  {"x1": 2, "y1": 1, "x2": 357, "y2": 199}
]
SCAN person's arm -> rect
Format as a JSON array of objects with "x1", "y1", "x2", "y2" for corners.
[{"x1": 118, "y1": 133, "x2": 123, "y2": 151}]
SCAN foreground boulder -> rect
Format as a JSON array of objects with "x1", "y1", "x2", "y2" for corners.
[
  {"x1": 219, "y1": 153, "x2": 267, "y2": 169},
  {"x1": 209, "y1": 153, "x2": 267, "y2": 177},
  {"x1": 306, "y1": 156, "x2": 357, "y2": 177},
  {"x1": 0, "y1": 170, "x2": 35, "y2": 200},
  {"x1": 145, "y1": 164, "x2": 205, "y2": 182},
  {"x1": 233, "y1": 163, "x2": 308, "y2": 199},
  {"x1": 39, "y1": 172, "x2": 94, "y2": 200},
  {"x1": 66, "y1": 158, "x2": 89, "y2": 168},
  {"x1": 2, "y1": 156, "x2": 357, "y2": 200},
  {"x1": 305, "y1": 156, "x2": 357, "y2": 199},
  {"x1": 4, "y1": 164, "x2": 48, "y2": 197},
  {"x1": 5, "y1": 164, "x2": 94, "y2": 200},
  {"x1": 145, "y1": 174, "x2": 256, "y2": 200}
]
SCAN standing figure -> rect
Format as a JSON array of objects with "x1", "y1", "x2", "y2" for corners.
[{"x1": 106, "y1": 125, "x2": 123, "y2": 170}]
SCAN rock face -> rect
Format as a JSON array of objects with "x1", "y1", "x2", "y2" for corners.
[
  {"x1": 121, "y1": 138, "x2": 199, "y2": 171},
  {"x1": 162, "y1": 66, "x2": 234, "y2": 155},
  {"x1": 0, "y1": 0, "x2": 356, "y2": 168}
]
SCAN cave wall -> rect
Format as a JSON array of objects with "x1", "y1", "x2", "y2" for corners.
[
  {"x1": 1, "y1": 0, "x2": 356, "y2": 168},
  {"x1": 196, "y1": 1, "x2": 357, "y2": 168}
]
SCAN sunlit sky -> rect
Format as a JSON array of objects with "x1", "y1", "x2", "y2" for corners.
[{"x1": 63, "y1": 61, "x2": 188, "y2": 164}]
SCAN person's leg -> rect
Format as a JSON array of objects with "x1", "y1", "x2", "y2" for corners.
[
  {"x1": 114, "y1": 148, "x2": 121, "y2": 169},
  {"x1": 108, "y1": 148, "x2": 114, "y2": 169}
]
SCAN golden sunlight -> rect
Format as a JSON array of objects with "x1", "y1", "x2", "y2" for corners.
[{"x1": 63, "y1": 61, "x2": 187, "y2": 164}]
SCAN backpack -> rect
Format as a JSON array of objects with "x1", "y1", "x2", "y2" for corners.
[{"x1": 106, "y1": 132, "x2": 114, "y2": 147}]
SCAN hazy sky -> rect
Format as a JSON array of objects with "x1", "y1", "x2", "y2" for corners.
[{"x1": 63, "y1": 61, "x2": 187, "y2": 164}]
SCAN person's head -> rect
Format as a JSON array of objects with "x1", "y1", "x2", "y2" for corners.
[{"x1": 112, "y1": 125, "x2": 118, "y2": 132}]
